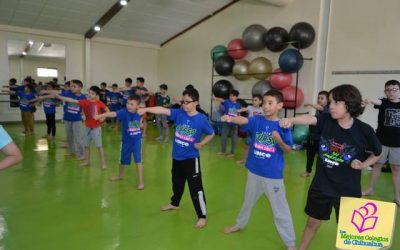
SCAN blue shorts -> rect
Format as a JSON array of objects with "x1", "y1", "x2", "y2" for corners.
[{"x1": 120, "y1": 140, "x2": 142, "y2": 165}]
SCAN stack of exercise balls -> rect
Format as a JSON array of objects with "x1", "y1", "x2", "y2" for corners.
[{"x1": 211, "y1": 22, "x2": 315, "y2": 109}]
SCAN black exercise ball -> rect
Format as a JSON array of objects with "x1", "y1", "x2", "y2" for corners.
[
  {"x1": 214, "y1": 55, "x2": 234, "y2": 76},
  {"x1": 212, "y1": 80, "x2": 233, "y2": 99},
  {"x1": 289, "y1": 22, "x2": 315, "y2": 49},
  {"x1": 264, "y1": 27, "x2": 289, "y2": 52}
]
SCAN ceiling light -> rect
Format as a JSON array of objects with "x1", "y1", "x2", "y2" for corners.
[
  {"x1": 120, "y1": 0, "x2": 128, "y2": 6},
  {"x1": 22, "y1": 51, "x2": 27, "y2": 55},
  {"x1": 28, "y1": 40, "x2": 34, "y2": 45},
  {"x1": 94, "y1": 25, "x2": 101, "y2": 31}
]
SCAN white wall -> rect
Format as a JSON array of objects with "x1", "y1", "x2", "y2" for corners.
[
  {"x1": 324, "y1": 0, "x2": 400, "y2": 128},
  {"x1": 158, "y1": 0, "x2": 322, "y2": 116},
  {"x1": 0, "y1": 25, "x2": 159, "y2": 122}
]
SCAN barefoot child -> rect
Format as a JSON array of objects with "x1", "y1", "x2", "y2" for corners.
[
  {"x1": 280, "y1": 84, "x2": 382, "y2": 250},
  {"x1": 223, "y1": 90, "x2": 296, "y2": 250},
  {"x1": 139, "y1": 88, "x2": 214, "y2": 228},
  {"x1": 95, "y1": 94, "x2": 144, "y2": 190}
]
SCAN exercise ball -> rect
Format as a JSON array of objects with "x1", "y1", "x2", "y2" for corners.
[
  {"x1": 214, "y1": 55, "x2": 234, "y2": 76},
  {"x1": 242, "y1": 24, "x2": 267, "y2": 51},
  {"x1": 281, "y1": 86, "x2": 304, "y2": 108},
  {"x1": 289, "y1": 22, "x2": 315, "y2": 49},
  {"x1": 264, "y1": 27, "x2": 289, "y2": 52},
  {"x1": 249, "y1": 57, "x2": 272, "y2": 80},
  {"x1": 233, "y1": 60, "x2": 251, "y2": 80},
  {"x1": 210, "y1": 45, "x2": 228, "y2": 61},
  {"x1": 292, "y1": 125, "x2": 309, "y2": 144},
  {"x1": 227, "y1": 38, "x2": 248, "y2": 59},
  {"x1": 213, "y1": 80, "x2": 233, "y2": 99},
  {"x1": 270, "y1": 68, "x2": 292, "y2": 90},
  {"x1": 252, "y1": 80, "x2": 272, "y2": 96},
  {"x1": 278, "y1": 49, "x2": 303, "y2": 73}
]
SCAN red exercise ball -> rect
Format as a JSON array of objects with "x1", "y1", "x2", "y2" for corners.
[
  {"x1": 227, "y1": 38, "x2": 248, "y2": 59},
  {"x1": 281, "y1": 86, "x2": 304, "y2": 108},
  {"x1": 270, "y1": 68, "x2": 292, "y2": 90}
]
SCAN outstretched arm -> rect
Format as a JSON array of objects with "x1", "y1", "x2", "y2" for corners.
[
  {"x1": 138, "y1": 106, "x2": 171, "y2": 116},
  {"x1": 304, "y1": 103, "x2": 324, "y2": 111},
  {"x1": 56, "y1": 94, "x2": 79, "y2": 104},
  {"x1": 237, "y1": 107, "x2": 249, "y2": 113},
  {"x1": 95, "y1": 111, "x2": 117, "y2": 120},
  {"x1": 363, "y1": 98, "x2": 382, "y2": 106},
  {"x1": 279, "y1": 115, "x2": 317, "y2": 128},
  {"x1": 221, "y1": 115, "x2": 249, "y2": 125},
  {"x1": 0, "y1": 142, "x2": 22, "y2": 170},
  {"x1": 212, "y1": 96, "x2": 224, "y2": 103}
]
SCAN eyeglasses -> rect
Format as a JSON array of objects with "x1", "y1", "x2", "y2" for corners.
[
  {"x1": 385, "y1": 88, "x2": 399, "y2": 93},
  {"x1": 181, "y1": 100, "x2": 196, "y2": 105}
]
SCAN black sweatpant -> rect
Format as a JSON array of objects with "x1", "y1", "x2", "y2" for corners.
[
  {"x1": 171, "y1": 157, "x2": 207, "y2": 219},
  {"x1": 46, "y1": 113, "x2": 56, "y2": 136},
  {"x1": 305, "y1": 136, "x2": 319, "y2": 173}
]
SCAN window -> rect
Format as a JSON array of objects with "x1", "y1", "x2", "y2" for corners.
[{"x1": 37, "y1": 68, "x2": 58, "y2": 77}]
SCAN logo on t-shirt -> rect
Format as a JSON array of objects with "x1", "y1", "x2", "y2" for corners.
[
  {"x1": 175, "y1": 124, "x2": 196, "y2": 147},
  {"x1": 127, "y1": 120, "x2": 141, "y2": 136},
  {"x1": 319, "y1": 137, "x2": 356, "y2": 168},
  {"x1": 228, "y1": 107, "x2": 238, "y2": 116},
  {"x1": 384, "y1": 109, "x2": 400, "y2": 127},
  {"x1": 67, "y1": 102, "x2": 80, "y2": 114},
  {"x1": 253, "y1": 130, "x2": 276, "y2": 159}
]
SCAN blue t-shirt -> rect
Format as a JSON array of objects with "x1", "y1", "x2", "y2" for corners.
[
  {"x1": 61, "y1": 91, "x2": 86, "y2": 121},
  {"x1": 223, "y1": 100, "x2": 241, "y2": 126},
  {"x1": 42, "y1": 94, "x2": 58, "y2": 114},
  {"x1": 0, "y1": 126, "x2": 12, "y2": 150},
  {"x1": 169, "y1": 109, "x2": 214, "y2": 160},
  {"x1": 116, "y1": 109, "x2": 142, "y2": 143},
  {"x1": 17, "y1": 91, "x2": 35, "y2": 112},
  {"x1": 106, "y1": 92, "x2": 122, "y2": 111},
  {"x1": 121, "y1": 89, "x2": 135, "y2": 106},
  {"x1": 244, "y1": 116, "x2": 293, "y2": 179}
]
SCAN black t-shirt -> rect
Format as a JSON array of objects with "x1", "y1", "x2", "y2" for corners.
[
  {"x1": 310, "y1": 113, "x2": 382, "y2": 198},
  {"x1": 374, "y1": 98, "x2": 400, "y2": 147},
  {"x1": 99, "y1": 89, "x2": 109, "y2": 104}
]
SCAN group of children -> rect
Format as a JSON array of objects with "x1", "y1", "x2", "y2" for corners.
[{"x1": 2, "y1": 77, "x2": 400, "y2": 249}]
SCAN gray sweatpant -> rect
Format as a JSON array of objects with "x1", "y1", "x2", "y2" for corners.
[
  {"x1": 220, "y1": 123, "x2": 238, "y2": 154},
  {"x1": 64, "y1": 121, "x2": 84, "y2": 157},
  {"x1": 236, "y1": 171, "x2": 296, "y2": 247}
]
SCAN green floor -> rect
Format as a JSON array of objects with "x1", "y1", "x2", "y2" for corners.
[{"x1": 0, "y1": 122, "x2": 398, "y2": 250}]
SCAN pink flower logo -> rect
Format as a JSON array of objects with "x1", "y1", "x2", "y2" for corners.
[{"x1": 351, "y1": 202, "x2": 378, "y2": 233}]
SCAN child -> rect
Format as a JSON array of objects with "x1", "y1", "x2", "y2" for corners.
[
  {"x1": 236, "y1": 94, "x2": 264, "y2": 164},
  {"x1": 363, "y1": 79, "x2": 400, "y2": 206},
  {"x1": 99, "y1": 82, "x2": 109, "y2": 105},
  {"x1": 137, "y1": 87, "x2": 149, "y2": 137},
  {"x1": 41, "y1": 82, "x2": 60, "y2": 139},
  {"x1": 106, "y1": 83, "x2": 123, "y2": 129},
  {"x1": 214, "y1": 90, "x2": 241, "y2": 158},
  {"x1": 223, "y1": 90, "x2": 296, "y2": 250},
  {"x1": 16, "y1": 84, "x2": 36, "y2": 135},
  {"x1": 302, "y1": 91, "x2": 329, "y2": 177},
  {"x1": 120, "y1": 78, "x2": 133, "y2": 108},
  {"x1": 54, "y1": 85, "x2": 109, "y2": 168},
  {"x1": 95, "y1": 94, "x2": 144, "y2": 189},
  {"x1": 154, "y1": 84, "x2": 171, "y2": 142},
  {"x1": 279, "y1": 84, "x2": 382, "y2": 250},
  {"x1": 139, "y1": 88, "x2": 214, "y2": 228},
  {"x1": 0, "y1": 125, "x2": 22, "y2": 170}
]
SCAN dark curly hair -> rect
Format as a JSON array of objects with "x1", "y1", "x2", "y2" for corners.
[{"x1": 329, "y1": 84, "x2": 364, "y2": 118}]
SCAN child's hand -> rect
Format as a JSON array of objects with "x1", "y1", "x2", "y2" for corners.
[
  {"x1": 363, "y1": 98, "x2": 373, "y2": 105},
  {"x1": 279, "y1": 118, "x2": 293, "y2": 128},
  {"x1": 94, "y1": 114, "x2": 102, "y2": 120},
  {"x1": 351, "y1": 159, "x2": 364, "y2": 170},
  {"x1": 221, "y1": 115, "x2": 231, "y2": 122},
  {"x1": 137, "y1": 108, "x2": 146, "y2": 116},
  {"x1": 271, "y1": 131, "x2": 282, "y2": 143},
  {"x1": 194, "y1": 143, "x2": 203, "y2": 150}
]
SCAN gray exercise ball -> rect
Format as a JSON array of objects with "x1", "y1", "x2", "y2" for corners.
[
  {"x1": 242, "y1": 24, "x2": 267, "y2": 51},
  {"x1": 252, "y1": 80, "x2": 272, "y2": 96}
]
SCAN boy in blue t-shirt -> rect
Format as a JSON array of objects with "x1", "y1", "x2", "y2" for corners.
[
  {"x1": 120, "y1": 77, "x2": 134, "y2": 108},
  {"x1": 139, "y1": 88, "x2": 214, "y2": 228},
  {"x1": 95, "y1": 94, "x2": 144, "y2": 189},
  {"x1": 222, "y1": 90, "x2": 296, "y2": 250},
  {"x1": 17, "y1": 84, "x2": 36, "y2": 135},
  {"x1": 213, "y1": 90, "x2": 241, "y2": 158},
  {"x1": 106, "y1": 83, "x2": 123, "y2": 130}
]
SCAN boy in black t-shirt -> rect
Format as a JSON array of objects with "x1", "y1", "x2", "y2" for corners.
[
  {"x1": 363, "y1": 80, "x2": 400, "y2": 206},
  {"x1": 280, "y1": 84, "x2": 382, "y2": 250}
]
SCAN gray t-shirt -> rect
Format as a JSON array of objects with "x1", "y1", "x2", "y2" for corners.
[{"x1": 247, "y1": 106, "x2": 264, "y2": 117}]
